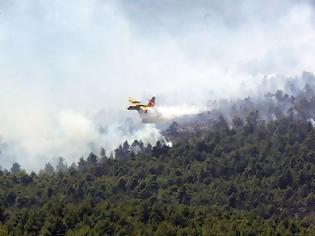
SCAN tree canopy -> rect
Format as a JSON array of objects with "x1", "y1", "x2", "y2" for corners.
[{"x1": 1, "y1": 115, "x2": 315, "y2": 235}]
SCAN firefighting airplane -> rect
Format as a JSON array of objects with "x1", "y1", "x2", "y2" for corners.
[{"x1": 127, "y1": 97, "x2": 156, "y2": 113}]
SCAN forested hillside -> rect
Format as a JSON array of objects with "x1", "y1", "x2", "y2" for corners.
[
  {"x1": 2, "y1": 0, "x2": 315, "y2": 234},
  {"x1": 1, "y1": 115, "x2": 315, "y2": 235},
  {"x1": 1, "y1": 77, "x2": 315, "y2": 235}
]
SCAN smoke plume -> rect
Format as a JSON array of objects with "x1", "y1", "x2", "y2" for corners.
[{"x1": 0, "y1": 0, "x2": 315, "y2": 170}]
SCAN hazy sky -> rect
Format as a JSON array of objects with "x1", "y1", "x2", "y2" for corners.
[{"x1": 0, "y1": 0, "x2": 314, "y2": 170}]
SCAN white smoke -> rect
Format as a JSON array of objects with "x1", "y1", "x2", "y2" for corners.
[
  {"x1": 0, "y1": 0, "x2": 314, "y2": 170},
  {"x1": 156, "y1": 105, "x2": 206, "y2": 119},
  {"x1": 0, "y1": 107, "x2": 165, "y2": 170},
  {"x1": 139, "y1": 105, "x2": 207, "y2": 123}
]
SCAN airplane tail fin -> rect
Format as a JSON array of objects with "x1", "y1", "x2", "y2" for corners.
[{"x1": 148, "y1": 97, "x2": 156, "y2": 107}]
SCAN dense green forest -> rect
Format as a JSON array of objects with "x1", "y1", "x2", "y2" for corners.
[
  {"x1": 1, "y1": 114, "x2": 315, "y2": 235},
  {"x1": 1, "y1": 77, "x2": 315, "y2": 235}
]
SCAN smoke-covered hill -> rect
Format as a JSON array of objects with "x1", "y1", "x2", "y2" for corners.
[
  {"x1": 1, "y1": 0, "x2": 315, "y2": 234},
  {"x1": 1, "y1": 0, "x2": 315, "y2": 171},
  {"x1": 163, "y1": 72, "x2": 315, "y2": 141},
  {"x1": 1, "y1": 73, "x2": 315, "y2": 235}
]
